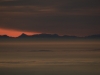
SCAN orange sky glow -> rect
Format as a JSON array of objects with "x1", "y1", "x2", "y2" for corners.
[{"x1": 0, "y1": 28, "x2": 39, "y2": 37}]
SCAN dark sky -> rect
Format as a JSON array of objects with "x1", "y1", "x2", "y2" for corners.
[{"x1": 0, "y1": 0, "x2": 100, "y2": 36}]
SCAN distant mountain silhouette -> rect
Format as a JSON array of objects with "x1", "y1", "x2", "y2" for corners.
[
  {"x1": 0, "y1": 33, "x2": 100, "y2": 39},
  {"x1": 0, "y1": 35, "x2": 10, "y2": 38},
  {"x1": 62, "y1": 35, "x2": 78, "y2": 38},
  {"x1": 18, "y1": 33, "x2": 60, "y2": 38},
  {"x1": 18, "y1": 33, "x2": 30, "y2": 38},
  {"x1": 18, "y1": 33, "x2": 78, "y2": 38},
  {"x1": 85, "y1": 34, "x2": 100, "y2": 39},
  {"x1": 31, "y1": 33, "x2": 60, "y2": 38}
]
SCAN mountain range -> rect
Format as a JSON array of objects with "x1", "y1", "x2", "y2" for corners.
[{"x1": 0, "y1": 33, "x2": 100, "y2": 39}]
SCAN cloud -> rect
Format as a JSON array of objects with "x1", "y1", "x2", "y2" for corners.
[
  {"x1": 0, "y1": 0, "x2": 100, "y2": 36},
  {"x1": 0, "y1": 61, "x2": 36, "y2": 64}
]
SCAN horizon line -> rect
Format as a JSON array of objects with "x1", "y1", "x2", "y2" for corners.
[{"x1": 0, "y1": 33, "x2": 100, "y2": 38}]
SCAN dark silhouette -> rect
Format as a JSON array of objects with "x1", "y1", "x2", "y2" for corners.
[
  {"x1": 18, "y1": 33, "x2": 79, "y2": 39},
  {"x1": 62, "y1": 35, "x2": 78, "y2": 38},
  {"x1": 0, "y1": 33, "x2": 100, "y2": 39},
  {"x1": 85, "y1": 34, "x2": 100, "y2": 39},
  {"x1": 18, "y1": 33, "x2": 30, "y2": 38},
  {"x1": 31, "y1": 33, "x2": 60, "y2": 38},
  {"x1": 0, "y1": 35, "x2": 10, "y2": 38}
]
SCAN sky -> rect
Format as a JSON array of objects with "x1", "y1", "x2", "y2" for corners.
[{"x1": 0, "y1": 0, "x2": 100, "y2": 37}]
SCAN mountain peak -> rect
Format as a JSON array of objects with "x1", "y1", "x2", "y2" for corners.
[{"x1": 18, "y1": 33, "x2": 28, "y2": 38}]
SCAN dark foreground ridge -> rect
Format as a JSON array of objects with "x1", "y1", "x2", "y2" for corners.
[{"x1": 0, "y1": 33, "x2": 100, "y2": 39}]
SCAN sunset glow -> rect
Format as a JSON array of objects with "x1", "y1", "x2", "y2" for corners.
[{"x1": 0, "y1": 28, "x2": 39, "y2": 37}]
